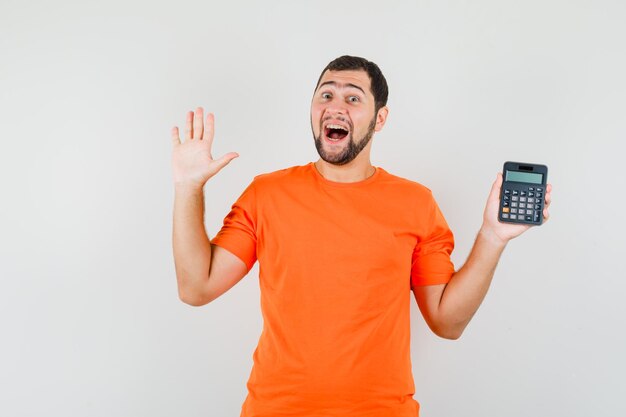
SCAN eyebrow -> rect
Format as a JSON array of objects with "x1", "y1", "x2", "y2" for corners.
[{"x1": 318, "y1": 81, "x2": 366, "y2": 95}]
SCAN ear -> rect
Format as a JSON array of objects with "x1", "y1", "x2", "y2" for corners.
[{"x1": 374, "y1": 106, "x2": 389, "y2": 132}]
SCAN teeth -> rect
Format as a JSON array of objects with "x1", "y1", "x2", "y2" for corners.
[{"x1": 326, "y1": 124, "x2": 348, "y2": 132}]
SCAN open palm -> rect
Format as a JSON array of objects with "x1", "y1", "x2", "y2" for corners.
[{"x1": 171, "y1": 107, "x2": 239, "y2": 188}]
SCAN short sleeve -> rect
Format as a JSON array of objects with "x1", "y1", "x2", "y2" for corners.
[
  {"x1": 410, "y1": 193, "x2": 455, "y2": 287},
  {"x1": 210, "y1": 180, "x2": 258, "y2": 272}
]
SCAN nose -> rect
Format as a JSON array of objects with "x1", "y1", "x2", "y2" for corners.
[{"x1": 323, "y1": 101, "x2": 347, "y2": 118}]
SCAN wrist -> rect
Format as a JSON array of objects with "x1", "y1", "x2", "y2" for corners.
[
  {"x1": 477, "y1": 225, "x2": 508, "y2": 249},
  {"x1": 174, "y1": 181, "x2": 204, "y2": 194}
]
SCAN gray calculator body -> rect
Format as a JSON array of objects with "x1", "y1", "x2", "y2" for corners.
[{"x1": 499, "y1": 161, "x2": 548, "y2": 225}]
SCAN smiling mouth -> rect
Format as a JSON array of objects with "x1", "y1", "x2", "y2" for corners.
[{"x1": 324, "y1": 124, "x2": 349, "y2": 141}]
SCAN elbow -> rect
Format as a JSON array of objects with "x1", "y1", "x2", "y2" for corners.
[
  {"x1": 178, "y1": 287, "x2": 211, "y2": 307},
  {"x1": 430, "y1": 321, "x2": 466, "y2": 340},
  {"x1": 180, "y1": 295, "x2": 209, "y2": 307},
  {"x1": 176, "y1": 269, "x2": 212, "y2": 306},
  {"x1": 436, "y1": 327, "x2": 464, "y2": 340}
]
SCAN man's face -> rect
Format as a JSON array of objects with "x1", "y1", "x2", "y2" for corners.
[{"x1": 310, "y1": 69, "x2": 382, "y2": 165}]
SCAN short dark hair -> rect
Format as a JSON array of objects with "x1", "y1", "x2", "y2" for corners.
[{"x1": 315, "y1": 55, "x2": 389, "y2": 114}]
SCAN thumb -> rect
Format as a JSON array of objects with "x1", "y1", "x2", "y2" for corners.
[{"x1": 213, "y1": 152, "x2": 239, "y2": 171}]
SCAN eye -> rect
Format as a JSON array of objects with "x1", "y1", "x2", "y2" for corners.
[
  {"x1": 348, "y1": 95, "x2": 360, "y2": 103},
  {"x1": 321, "y1": 92, "x2": 332, "y2": 99}
]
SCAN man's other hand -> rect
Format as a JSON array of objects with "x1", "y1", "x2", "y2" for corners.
[{"x1": 479, "y1": 172, "x2": 552, "y2": 245}]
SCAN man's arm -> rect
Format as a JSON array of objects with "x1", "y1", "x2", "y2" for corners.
[
  {"x1": 413, "y1": 173, "x2": 552, "y2": 339},
  {"x1": 171, "y1": 107, "x2": 245, "y2": 306},
  {"x1": 173, "y1": 184, "x2": 248, "y2": 306}
]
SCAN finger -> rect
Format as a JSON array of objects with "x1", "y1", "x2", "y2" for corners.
[
  {"x1": 171, "y1": 126, "x2": 181, "y2": 146},
  {"x1": 193, "y1": 107, "x2": 204, "y2": 140},
  {"x1": 213, "y1": 152, "x2": 239, "y2": 171},
  {"x1": 185, "y1": 111, "x2": 193, "y2": 141},
  {"x1": 203, "y1": 113, "x2": 215, "y2": 147},
  {"x1": 536, "y1": 183, "x2": 551, "y2": 222},
  {"x1": 488, "y1": 172, "x2": 503, "y2": 202},
  {"x1": 544, "y1": 185, "x2": 552, "y2": 206}
]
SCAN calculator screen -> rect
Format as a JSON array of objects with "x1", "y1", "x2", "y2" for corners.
[{"x1": 505, "y1": 170, "x2": 543, "y2": 184}]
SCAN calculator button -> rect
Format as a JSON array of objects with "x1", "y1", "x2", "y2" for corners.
[
  {"x1": 512, "y1": 196, "x2": 519, "y2": 202},
  {"x1": 510, "y1": 214, "x2": 517, "y2": 219},
  {"x1": 535, "y1": 204, "x2": 542, "y2": 210},
  {"x1": 511, "y1": 208, "x2": 517, "y2": 214},
  {"x1": 520, "y1": 191, "x2": 527, "y2": 197},
  {"x1": 503, "y1": 195, "x2": 510, "y2": 201},
  {"x1": 504, "y1": 189, "x2": 511, "y2": 195},
  {"x1": 519, "y1": 203, "x2": 526, "y2": 209},
  {"x1": 528, "y1": 192, "x2": 534, "y2": 197},
  {"x1": 511, "y1": 202, "x2": 518, "y2": 208},
  {"x1": 525, "y1": 215, "x2": 532, "y2": 221},
  {"x1": 502, "y1": 207, "x2": 510, "y2": 213},
  {"x1": 536, "y1": 192, "x2": 543, "y2": 198},
  {"x1": 537, "y1": 188, "x2": 543, "y2": 192},
  {"x1": 502, "y1": 213, "x2": 509, "y2": 219},
  {"x1": 534, "y1": 212, "x2": 540, "y2": 222},
  {"x1": 526, "y1": 209, "x2": 533, "y2": 215},
  {"x1": 512, "y1": 190, "x2": 519, "y2": 196},
  {"x1": 520, "y1": 197, "x2": 527, "y2": 202},
  {"x1": 529, "y1": 187, "x2": 534, "y2": 191},
  {"x1": 503, "y1": 201, "x2": 509, "y2": 207},
  {"x1": 527, "y1": 197, "x2": 535, "y2": 203}
]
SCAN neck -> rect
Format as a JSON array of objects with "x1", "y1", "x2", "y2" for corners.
[{"x1": 314, "y1": 158, "x2": 376, "y2": 183}]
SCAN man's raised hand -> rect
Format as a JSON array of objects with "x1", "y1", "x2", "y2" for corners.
[{"x1": 171, "y1": 107, "x2": 239, "y2": 189}]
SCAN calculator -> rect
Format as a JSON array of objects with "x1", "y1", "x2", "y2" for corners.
[{"x1": 499, "y1": 161, "x2": 548, "y2": 225}]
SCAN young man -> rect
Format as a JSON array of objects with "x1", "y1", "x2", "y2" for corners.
[{"x1": 171, "y1": 56, "x2": 552, "y2": 417}]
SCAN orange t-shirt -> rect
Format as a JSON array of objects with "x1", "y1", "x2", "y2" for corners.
[{"x1": 211, "y1": 162, "x2": 455, "y2": 417}]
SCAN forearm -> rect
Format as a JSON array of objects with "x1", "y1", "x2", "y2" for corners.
[
  {"x1": 420, "y1": 173, "x2": 551, "y2": 339},
  {"x1": 438, "y1": 228, "x2": 507, "y2": 336},
  {"x1": 172, "y1": 184, "x2": 212, "y2": 301}
]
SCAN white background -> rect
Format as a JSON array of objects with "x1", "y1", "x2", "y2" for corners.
[{"x1": 1, "y1": 1, "x2": 625, "y2": 416}]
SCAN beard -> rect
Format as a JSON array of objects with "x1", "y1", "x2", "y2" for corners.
[{"x1": 312, "y1": 115, "x2": 377, "y2": 166}]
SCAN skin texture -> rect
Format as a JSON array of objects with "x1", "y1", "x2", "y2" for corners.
[{"x1": 170, "y1": 69, "x2": 552, "y2": 340}]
